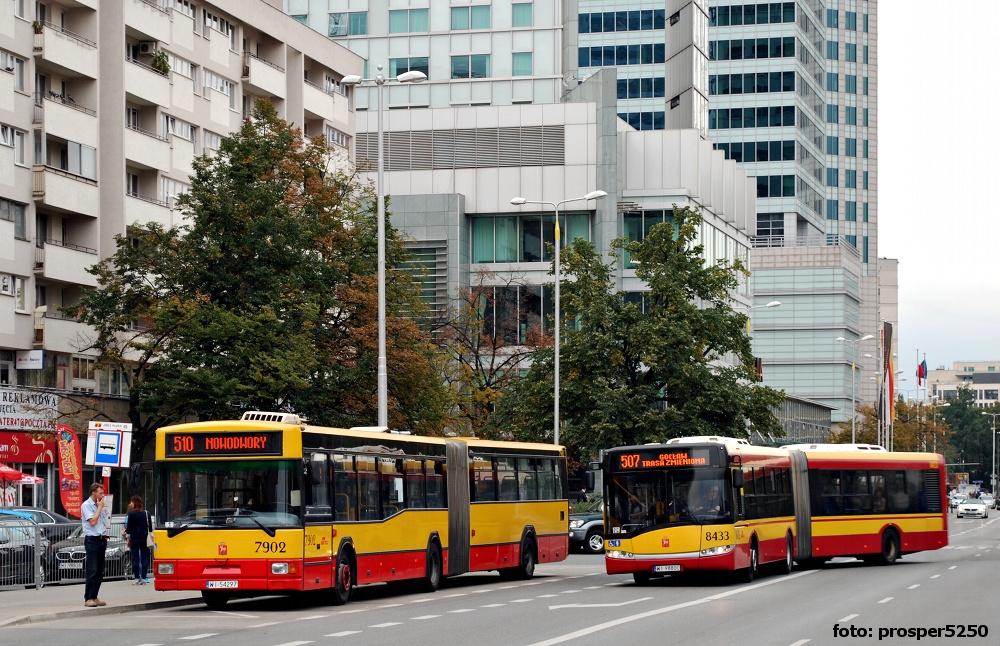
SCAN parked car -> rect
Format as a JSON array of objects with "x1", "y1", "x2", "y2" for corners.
[
  {"x1": 0, "y1": 507, "x2": 77, "y2": 580},
  {"x1": 979, "y1": 493, "x2": 995, "y2": 509},
  {"x1": 569, "y1": 497, "x2": 605, "y2": 554},
  {"x1": 0, "y1": 520, "x2": 49, "y2": 586},
  {"x1": 956, "y1": 497, "x2": 988, "y2": 519},
  {"x1": 948, "y1": 493, "x2": 967, "y2": 511},
  {"x1": 51, "y1": 523, "x2": 132, "y2": 581}
]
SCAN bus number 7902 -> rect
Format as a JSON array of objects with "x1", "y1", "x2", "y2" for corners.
[{"x1": 254, "y1": 541, "x2": 286, "y2": 553}]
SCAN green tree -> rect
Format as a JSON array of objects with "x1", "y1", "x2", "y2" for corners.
[
  {"x1": 827, "y1": 401, "x2": 953, "y2": 454},
  {"x1": 68, "y1": 100, "x2": 448, "y2": 464},
  {"x1": 941, "y1": 388, "x2": 993, "y2": 483},
  {"x1": 490, "y1": 205, "x2": 784, "y2": 457}
]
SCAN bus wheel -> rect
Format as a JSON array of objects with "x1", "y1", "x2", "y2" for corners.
[
  {"x1": 879, "y1": 529, "x2": 900, "y2": 565},
  {"x1": 744, "y1": 538, "x2": 759, "y2": 583},
  {"x1": 423, "y1": 544, "x2": 442, "y2": 592},
  {"x1": 633, "y1": 572, "x2": 652, "y2": 586},
  {"x1": 201, "y1": 591, "x2": 230, "y2": 609},
  {"x1": 332, "y1": 551, "x2": 354, "y2": 605},
  {"x1": 516, "y1": 538, "x2": 536, "y2": 580},
  {"x1": 781, "y1": 534, "x2": 794, "y2": 575}
]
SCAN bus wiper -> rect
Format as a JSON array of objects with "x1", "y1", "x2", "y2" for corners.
[
  {"x1": 238, "y1": 509, "x2": 277, "y2": 537},
  {"x1": 166, "y1": 521, "x2": 202, "y2": 538}
]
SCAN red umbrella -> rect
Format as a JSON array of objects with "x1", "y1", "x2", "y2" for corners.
[{"x1": 0, "y1": 463, "x2": 28, "y2": 481}]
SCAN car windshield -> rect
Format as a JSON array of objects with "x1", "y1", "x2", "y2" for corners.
[
  {"x1": 606, "y1": 468, "x2": 731, "y2": 536},
  {"x1": 155, "y1": 459, "x2": 303, "y2": 530}
]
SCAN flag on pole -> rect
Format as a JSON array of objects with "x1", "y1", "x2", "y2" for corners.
[
  {"x1": 883, "y1": 322, "x2": 895, "y2": 422},
  {"x1": 916, "y1": 359, "x2": 927, "y2": 386}
]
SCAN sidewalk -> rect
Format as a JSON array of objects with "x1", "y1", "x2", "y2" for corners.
[{"x1": 0, "y1": 579, "x2": 203, "y2": 628}]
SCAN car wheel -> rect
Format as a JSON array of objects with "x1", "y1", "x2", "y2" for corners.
[{"x1": 584, "y1": 528, "x2": 604, "y2": 554}]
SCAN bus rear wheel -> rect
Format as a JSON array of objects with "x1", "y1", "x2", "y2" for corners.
[
  {"x1": 201, "y1": 591, "x2": 230, "y2": 609},
  {"x1": 516, "y1": 538, "x2": 536, "y2": 579},
  {"x1": 879, "y1": 529, "x2": 900, "y2": 565},
  {"x1": 780, "y1": 534, "x2": 794, "y2": 575},
  {"x1": 423, "y1": 544, "x2": 442, "y2": 592}
]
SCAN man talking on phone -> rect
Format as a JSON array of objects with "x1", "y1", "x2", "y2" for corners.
[{"x1": 81, "y1": 483, "x2": 110, "y2": 607}]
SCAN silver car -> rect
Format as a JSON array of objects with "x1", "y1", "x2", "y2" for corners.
[
  {"x1": 979, "y1": 494, "x2": 995, "y2": 509},
  {"x1": 956, "y1": 497, "x2": 988, "y2": 519}
]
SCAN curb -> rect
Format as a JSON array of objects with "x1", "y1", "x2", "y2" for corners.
[{"x1": 0, "y1": 596, "x2": 205, "y2": 628}]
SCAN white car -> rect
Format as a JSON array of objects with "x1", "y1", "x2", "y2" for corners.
[
  {"x1": 979, "y1": 494, "x2": 995, "y2": 509},
  {"x1": 956, "y1": 497, "x2": 988, "y2": 519}
]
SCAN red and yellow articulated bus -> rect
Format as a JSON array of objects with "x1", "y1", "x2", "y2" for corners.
[
  {"x1": 596, "y1": 438, "x2": 947, "y2": 584},
  {"x1": 153, "y1": 413, "x2": 568, "y2": 608}
]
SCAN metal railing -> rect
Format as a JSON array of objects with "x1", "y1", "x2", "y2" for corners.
[
  {"x1": 33, "y1": 164, "x2": 98, "y2": 188},
  {"x1": 126, "y1": 122, "x2": 169, "y2": 142},
  {"x1": 126, "y1": 190, "x2": 170, "y2": 208},
  {"x1": 136, "y1": 0, "x2": 170, "y2": 14},
  {"x1": 750, "y1": 234, "x2": 862, "y2": 258},
  {"x1": 36, "y1": 237, "x2": 98, "y2": 254},
  {"x1": 40, "y1": 20, "x2": 97, "y2": 48},
  {"x1": 242, "y1": 51, "x2": 285, "y2": 75},
  {"x1": 304, "y1": 78, "x2": 347, "y2": 97},
  {"x1": 126, "y1": 55, "x2": 168, "y2": 77},
  {"x1": 34, "y1": 90, "x2": 96, "y2": 116}
]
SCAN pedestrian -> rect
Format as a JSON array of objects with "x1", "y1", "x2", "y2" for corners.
[
  {"x1": 81, "y1": 482, "x2": 110, "y2": 607},
  {"x1": 123, "y1": 495, "x2": 152, "y2": 585}
]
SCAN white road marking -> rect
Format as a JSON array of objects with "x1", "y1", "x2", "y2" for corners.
[
  {"x1": 412, "y1": 615, "x2": 440, "y2": 620},
  {"x1": 949, "y1": 566, "x2": 957, "y2": 570},
  {"x1": 788, "y1": 640, "x2": 811, "y2": 646},
  {"x1": 369, "y1": 622, "x2": 402, "y2": 628},
  {"x1": 930, "y1": 575, "x2": 941, "y2": 579},
  {"x1": 297, "y1": 615, "x2": 329, "y2": 621},
  {"x1": 538, "y1": 594, "x2": 559, "y2": 598},
  {"x1": 248, "y1": 622, "x2": 282, "y2": 628},
  {"x1": 273, "y1": 641, "x2": 313, "y2": 646},
  {"x1": 583, "y1": 586, "x2": 602, "y2": 590},
  {"x1": 838, "y1": 614, "x2": 858, "y2": 622},
  {"x1": 449, "y1": 609, "x2": 475, "y2": 613},
  {"x1": 178, "y1": 635, "x2": 217, "y2": 641},
  {"x1": 326, "y1": 631, "x2": 361, "y2": 637},
  {"x1": 878, "y1": 598, "x2": 893, "y2": 604},
  {"x1": 550, "y1": 597, "x2": 653, "y2": 610},
  {"x1": 409, "y1": 598, "x2": 432, "y2": 603},
  {"x1": 498, "y1": 585, "x2": 518, "y2": 590},
  {"x1": 559, "y1": 590, "x2": 580, "y2": 594},
  {"x1": 976, "y1": 554, "x2": 982, "y2": 557},
  {"x1": 907, "y1": 585, "x2": 920, "y2": 589},
  {"x1": 472, "y1": 589, "x2": 492, "y2": 593},
  {"x1": 336, "y1": 609, "x2": 367, "y2": 614},
  {"x1": 211, "y1": 611, "x2": 258, "y2": 618},
  {"x1": 442, "y1": 593, "x2": 467, "y2": 598},
  {"x1": 480, "y1": 603, "x2": 506, "y2": 608},
  {"x1": 510, "y1": 599, "x2": 533, "y2": 603},
  {"x1": 522, "y1": 582, "x2": 542, "y2": 586}
]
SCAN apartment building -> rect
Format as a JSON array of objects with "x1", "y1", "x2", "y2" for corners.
[{"x1": 0, "y1": 0, "x2": 361, "y2": 509}]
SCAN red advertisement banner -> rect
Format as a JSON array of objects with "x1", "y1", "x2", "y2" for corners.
[
  {"x1": 56, "y1": 425, "x2": 83, "y2": 518},
  {"x1": 0, "y1": 431, "x2": 56, "y2": 463}
]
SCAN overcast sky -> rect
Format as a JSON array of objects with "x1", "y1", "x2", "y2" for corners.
[{"x1": 879, "y1": 1, "x2": 1000, "y2": 377}]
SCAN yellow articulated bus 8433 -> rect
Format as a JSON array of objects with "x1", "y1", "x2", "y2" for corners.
[{"x1": 153, "y1": 412, "x2": 569, "y2": 608}]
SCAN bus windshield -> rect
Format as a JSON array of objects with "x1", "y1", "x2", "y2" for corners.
[
  {"x1": 156, "y1": 460, "x2": 303, "y2": 532},
  {"x1": 607, "y1": 468, "x2": 731, "y2": 534}
]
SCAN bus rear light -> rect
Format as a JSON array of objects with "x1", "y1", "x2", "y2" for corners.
[{"x1": 157, "y1": 563, "x2": 175, "y2": 575}]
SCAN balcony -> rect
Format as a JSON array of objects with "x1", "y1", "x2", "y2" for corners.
[
  {"x1": 33, "y1": 23, "x2": 98, "y2": 79},
  {"x1": 124, "y1": 124, "x2": 170, "y2": 171},
  {"x1": 32, "y1": 166, "x2": 99, "y2": 217},
  {"x1": 33, "y1": 239, "x2": 99, "y2": 287},
  {"x1": 125, "y1": 56, "x2": 170, "y2": 107},
  {"x1": 303, "y1": 80, "x2": 349, "y2": 124},
  {"x1": 34, "y1": 92, "x2": 98, "y2": 147},
  {"x1": 124, "y1": 0, "x2": 171, "y2": 43},
  {"x1": 751, "y1": 234, "x2": 861, "y2": 259},
  {"x1": 32, "y1": 309, "x2": 98, "y2": 354},
  {"x1": 242, "y1": 52, "x2": 286, "y2": 99},
  {"x1": 125, "y1": 191, "x2": 172, "y2": 229}
]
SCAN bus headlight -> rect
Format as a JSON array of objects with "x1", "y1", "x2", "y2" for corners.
[
  {"x1": 271, "y1": 562, "x2": 290, "y2": 574},
  {"x1": 700, "y1": 544, "x2": 735, "y2": 556},
  {"x1": 157, "y1": 563, "x2": 174, "y2": 575},
  {"x1": 607, "y1": 550, "x2": 634, "y2": 559}
]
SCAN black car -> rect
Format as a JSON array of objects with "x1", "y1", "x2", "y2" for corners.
[
  {"x1": 0, "y1": 520, "x2": 48, "y2": 586},
  {"x1": 0, "y1": 507, "x2": 78, "y2": 579},
  {"x1": 569, "y1": 497, "x2": 605, "y2": 554},
  {"x1": 51, "y1": 520, "x2": 132, "y2": 581}
]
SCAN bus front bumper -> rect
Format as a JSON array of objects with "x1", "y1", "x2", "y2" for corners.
[
  {"x1": 153, "y1": 559, "x2": 304, "y2": 592},
  {"x1": 604, "y1": 544, "x2": 737, "y2": 575}
]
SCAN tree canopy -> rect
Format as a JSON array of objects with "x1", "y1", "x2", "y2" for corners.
[
  {"x1": 489, "y1": 205, "x2": 785, "y2": 458},
  {"x1": 68, "y1": 100, "x2": 448, "y2": 463}
]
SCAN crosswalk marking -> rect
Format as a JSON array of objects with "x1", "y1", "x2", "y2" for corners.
[{"x1": 930, "y1": 575, "x2": 941, "y2": 579}]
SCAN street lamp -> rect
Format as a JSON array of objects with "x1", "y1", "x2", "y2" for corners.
[
  {"x1": 982, "y1": 411, "x2": 1000, "y2": 494},
  {"x1": 341, "y1": 66, "x2": 427, "y2": 428},
  {"x1": 836, "y1": 334, "x2": 874, "y2": 443},
  {"x1": 509, "y1": 190, "x2": 608, "y2": 444}
]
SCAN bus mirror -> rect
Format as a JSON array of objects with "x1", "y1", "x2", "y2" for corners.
[
  {"x1": 583, "y1": 470, "x2": 595, "y2": 490},
  {"x1": 588, "y1": 461, "x2": 601, "y2": 471},
  {"x1": 732, "y1": 471, "x2": 745, "y2": 488}
]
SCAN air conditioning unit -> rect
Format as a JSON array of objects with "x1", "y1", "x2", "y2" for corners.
[{"x1": 139, "y1": 41, "x2": 157, "y2": 55}]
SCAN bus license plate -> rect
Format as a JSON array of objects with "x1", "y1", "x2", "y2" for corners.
[
  {"x1": 653, "y1": 565, "x2": 681, "y2": 573},
  {"x1": 206, "y1": 580, "x2": 238, "y2": 589}
]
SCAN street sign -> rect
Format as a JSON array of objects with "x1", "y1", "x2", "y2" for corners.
[{"x1": 84, "y1": 421, "x2": 132, "y2": 468}]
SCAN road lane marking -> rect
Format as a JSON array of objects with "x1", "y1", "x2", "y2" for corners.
[
  {"x1": 788, "y1": 640, "x2": 811, "y2": 646},
  {"x1": 472, "y1": 589, "x2": 492, "y2": 594},
  {"x1": 442, "y1": 593, "x2": 467, "y2": 598},
  {"x1": 273, "y1": 641, "x2": 313, "y2": 646},
  {"x1": 528, "y1": 571, "x2": 816, "y2": 645},
  {"x1": 838, "y1": 614, "x2": 858, "y2": 622},
  {"x1": 336, "y1": 609, "x2": 367, "y2": 614},
  {"x1": 930, "y1": 575, "x2": 940, "y2": 579},
  {"x1": 949, "y1": 566, "x2": 957, "y2": 570},
  {"x1": 412, "y1": 615, "x2": 440, "y2": 620},
  {"x1": 248, "y1": 622, "x2": 282, "y2": 628},
  {"x1": 480, "y1": 603, "x2": 506, "y2": 608},
  {"x1": 409, "y1": 598, "x2": 432, "y2": 603},
  {"x1": 511, "y1": 599, "x2": 533, "y2": 603},
  {"x1": 326, "y1": 631, "x2": 361, "y2": 637},
  {"x1": 538, "y1": 594, "x2": 559, "y2": 598},
  {"x1": 878, "y1": 598, "x2": 893, "y2": 604},
  {"x1": 178, "y1": 635, "x2": 217, "y2": 641},
  {"x1": 559, "y1": 590, "x2": 580, "y2": 594},
  {"x1": 449, "y1": 609, "x2": 475, "y2": 613},
  {"x1": 378, "y1": 604, "x2": 403, "y2": 608},
  {"x1": 907, "y1": 585, "x2": 920, "y2": 589},
  {"x1": 210, "y1": 611, "x2": 258, "y2": 618},
  {"x1": 297, "y1": 615, "x2": 329, "y2": 621},
  {"x1": 550, "y1": 597, "x2": 653, "y2": 610},
  {"x1": 369, "y1": 622, "x2": 402, "y2": 628},
  {"x1": 584, "y1": 586, "x2": 602, "y2": 590}
]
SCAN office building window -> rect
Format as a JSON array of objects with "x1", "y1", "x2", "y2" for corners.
[
  {"x1": 863, "y1": 77, "x2": 869, "y2": 95},
  {"x1": 826, "y1": 199, "x2": 838, "y2": 220},
  {"x1": 708, "y1": 71, "x2": 794, "y2": 95},
  {"x1": 863, "y1": 202, "x2": 869, "y2": 222},
  {"x1": 845, "y1": 170, "x2": 857, "y2": 188},
  {"x1": 863, "y1": 108, "x2": 869, "y2": 126},
  {"x1": 472, "y1": 214, "x2": 590, "y2": 264},
  {"x1": 452, "y1": 5, "x2": 491, "y2": 30},
  {"x1": 579, "y1": 44, "x2": 665, "y2": 67},
  {"x1": 512, "y1": 52, "x2": 532, "y2": 77},
  {"x1": 826, "y1": 136, "x2": 838, "y2": 155},
  {"x1": 863, "y1": 140, "x2": 869, "y2": 158},
  {"x1": 451, "y1": 54, "x2": 491, "y2": 79},
  {"x1": 845, "y1": 138, "x2": 857, "y2": 157},
  {"x1": 845, "y1": 43, "x2": 857, "y2": 62},
  {"x1": 826, "y1": 104, "x2": 839, "y2": 123},
  {"x1": 863, "y1": 171, "x2": 869, "y2": 190},
  {"x1": 846, "y1": 11, "x2": 857, "y2": 30},
  {"x1": 512, "y1": 3, "x2": 533, "y2": 28},
  {"x1": 846, "y1": 75, "x2": 857, "y2": 94},
  {"x1": 756, "y1": 213, "x2": 784, "y2": 237},
  {"x1": 580, "y1": 9, "x2": 665, "y2": 32},
  {"x1": 709, "y1": 3, "x2": 794, "y2": 25},
  {"x1": 826, "y1": 9, "x2": 838, "y2": 27},
  {"x1": 826, "y1": 41, "x2": 838, "y2": 60},
  {"x1": 864, "y1": 14, "x2": 869, "y2": 32},
  {"x1": 329, "y1": 12, "x2": 367, "y2": 36},
  {"x1": 826, "y1": 73, "x2": 838, "y2": 92},
  {"x1": 389, "y1": 57, "x2": 429, "y2": 77},
  {"x1": 389, "y1": 9, "x2": 428, "y2": 33},
  {"x1": 0, "y1": 198, "x2": 27, "y2": 239},
  {"x1": 709, "y1": 106, "x2": 795, "y2": 129},
  {"x1": 617, "y1": 77, "x2": 665, "y2": 99},
  {"x1": 2, "y1": 51, "x2": 25, "y2": 92},
  {"x1": 713, "y1": 140, "x2": 794, "y2": 163},
  {"x1": 618, "y1": 112, "x2": 665, "y2": 130},
  {"x1": 826, "y1": 168, "x2": 839, "y2": 187},
  {"x1": 755, "y1": 175, "x2": 795, "y2": 198},
  {"x1": 709, "y1": 37, "x2": 795, "y2": 60},
  {"x1": 845, "y1": 106, "x2": 857, "y2": 125},
  {"x1": 845, "y1": 202, "x2": 857, "y2": 221}
]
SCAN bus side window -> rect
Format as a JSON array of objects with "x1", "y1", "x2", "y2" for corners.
[
  {"x1": 537, "y1": 459, "x2": 555, "y2": 500},
  {"x1": 306, "y1": 453, "x2": 332, "y2": 522},
  {"x1": 333, "y1": 454, "x2": 358, "y2": 522},
  {"x1": 380, "y1": 458, "x2": 403, "y2": 519},
  {"x1": 518, "y1": 458, "x2": 538, "y2": 501},
  {"x1": 405, "y1": 459, "x2": 425, "y2": 509},
  {"x1": 426, "y1": 460, "x2": 446, "y2": 508},
  {"x1": 357, "y1": 456, "x2": 379, "y2": 521},
  {"x1": 497, "y1": 456, "x2": 517, "y2": 501}
]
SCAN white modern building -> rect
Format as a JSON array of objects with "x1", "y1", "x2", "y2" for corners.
[
  {"x1": 928, "y1": 362, "x2": 1000, "y2": 409},
  {"x1": 0, "y1": 0, "x2": 361, "y2": 513}
]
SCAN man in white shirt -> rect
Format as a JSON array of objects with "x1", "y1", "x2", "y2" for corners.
[{"x1": 81, "y1": 482, "x2": 110, "y2": 607}]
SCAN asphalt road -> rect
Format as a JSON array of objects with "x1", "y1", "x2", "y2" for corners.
[{"x1": 3, "y1": 515, "x2": 997, "y2": 646}]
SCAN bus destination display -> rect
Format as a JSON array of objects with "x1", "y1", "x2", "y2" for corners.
[
  {"x1": 166, "y1": 431, "x2": 283, "y2": 457},
  {"x1": 617, "y1": 448, "x2": 714, "y2": 470}
]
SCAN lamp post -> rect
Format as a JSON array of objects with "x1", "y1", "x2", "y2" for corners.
[
  {"x1": 836, "y1": 334, "x2": 874, "y2": 443},
  {"x1": 982, "y1": 411, "x2": 1000, "y2": 494},
  {"x1": 509, "y1": 190, "x2": 608, "y2": 444},
  {"x1": 341, "y1": 66, "x2": 427, "y2": 428}
]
